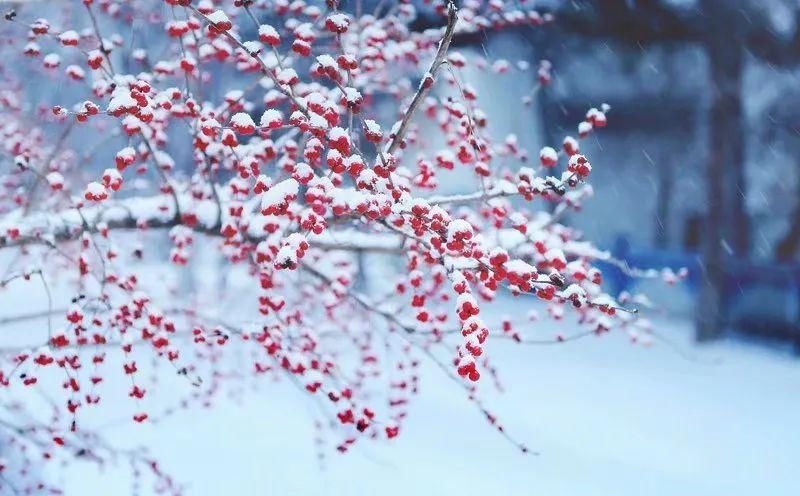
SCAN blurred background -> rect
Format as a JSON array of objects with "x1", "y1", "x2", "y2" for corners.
[{"x1": 433, "y1": 0, "x2": 800, "y2": 352}]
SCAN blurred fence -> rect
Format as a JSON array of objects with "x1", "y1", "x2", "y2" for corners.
[{"x1": 603, "y1": 236, "x2": 800, "y2": 352}]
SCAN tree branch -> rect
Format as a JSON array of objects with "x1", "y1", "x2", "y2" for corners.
[{"x1": 385, "y1": 0, "x2": 458, "y2": 155}]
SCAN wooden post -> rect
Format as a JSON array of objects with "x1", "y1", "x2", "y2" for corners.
[{"x1": 696, "y1": 0, "x2": 747, "y2": 341}]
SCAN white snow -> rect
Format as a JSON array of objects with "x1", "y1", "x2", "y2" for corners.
[
  {"x1": 107, "y1": 89, "x2": 137, "y2": 113},
  {"x1": 447, "y1": 219, "x2": 473, "y2": 241},
  {"x1": 505, "y1": 259, "x2": 536, "y2": 276},
  {"x1": 58, "y1": 30, "x2": 79, "y2": 44},
  {"x1": 2, "y1": 283, "x2": 795, "y2": 496},
  {"x1": 326, "y1": 13, "x2": 350, "y2": 30},
  {"x1": 42, "y1": 53, "x2": 61, "y2": 67},
  {"x1": 259, "y1": 109, "x2": 283, "y2": 128},
  {"x1": 277, "y1": 68, "x2": 298, "y2": 85},
  {"x1": 539, "y1": 146, "x2": 558, "y2": 164},
  {"x1": 316, "y1": 54, "x2": 337, "y2": 68},
  {"x1": 260, "y1": 178, "x2": 299, "y2": 212},
  {"x1": 230, "y1": 112, "x2": 255, "y2": 129},
  {"x1": 364, "y1": 119, "x2": 381, "y2": 134},
  {"x1": 259, "y1": 24, "x2": 280, "y2": 42},
  {"x1": 207, "y1": 10, "x2": 231, "y2": 26}
]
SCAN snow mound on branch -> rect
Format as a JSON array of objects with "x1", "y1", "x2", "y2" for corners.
[{"x1": 260, "y1": 178, "x2": 298, "y2": 213}]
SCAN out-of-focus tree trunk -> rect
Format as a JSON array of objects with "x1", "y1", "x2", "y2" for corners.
[
  {"x1": 775, "y1": 199, "x2": 800, "y2": 261},
  {"x1": 696, "y1": 0, "x2": 747, "y2": 341},
  {"x1": 654, "y1": 153, "x2": 673, "y2": 249}
]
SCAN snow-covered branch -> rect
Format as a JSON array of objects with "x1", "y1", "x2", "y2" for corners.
[{"x1": 0, "y1": 1, "x2": 673, "y2": 491}]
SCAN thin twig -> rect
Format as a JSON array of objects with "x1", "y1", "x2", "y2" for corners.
[{"x1": 385, "y1": 0, "x2": 458, "y2": 155}]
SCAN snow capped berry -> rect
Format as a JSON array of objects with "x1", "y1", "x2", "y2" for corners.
[
  {"x1": 115, "y1": 147, "x2": 136, "y2": 170},
  {"x1": 293, "y1": 22, "x2": 316, "y2": 42},
  {"x1": 363, "y1": 120, "x2": 382, "y2": 143},
  {"x1": 328, "y1": 127, "x2": 350, "y2": 155},
  {"x1": 253, "y1": 175, "x2": 272, "y2": 194},
  {"x1": 537, "y1": 60, "x2": 552, "y2": 85},
  {"x1": 84, "y1": 182, "x2": 108, "y2": 202},
  {"x1": 34, "y1": 347, "x2": 54, "y2": 366},
  {"x1": 261, "y1": 178, "x2": 299, "y2": 215},
  {"x1": 274, "y1": 244, "x2": 299, "y2": 270},
  {"x1": 456, "y1": 355, "x2": 480, "y2": 382},
  {"x1": 448, "y1": 52, "x2": 467, "y2": 68},
  {"x1": 436, "y1": 150, "x2": 455, "y2": 170},
  {"x1": 563, "y1": 136, "x2": 579, "y2": 156},
  {"x1": 259, "y1": 109, "x2": 283, "y2": 129},
  {"x1": 107, "y1": 89, "x2": 139, "y2": 116},
  {"x1": 274, "y1": 233, "x2": 309, "y2": 270},
  {"x1": 545, "y1": 248, "x2": 567, "y2": 271},
  {"x1": 578, "y1": 120, "x2": 593, "y2": 138},
  {"x1": 30, "y1": 18, "x2": 50, "y2": 35},
  {"x1": 87, "y1": 50, "x2": 104, "y2": 70},
  {"x1": 58, "y1": 30, "x2": 79, "y2": 47},
  {"x1": 181, "y1": 55, "x2": 198, "y2": 72},
  {"x1": 277, "y1": 68, "x2": 299, "y2": 86},
  {"x1": 337, "y1": 54, "x2": 358, "y2": 71},
  {"x1": 258, "y1": 25, "x2": 280, "y2": 46},
  {"x1": 342, "y1": 87, "x2": 363, "y2": 110},
  {"x1": 223, "y1": 89, "x2": 243, "y2": 105},
  {"x1": 446, "y1": 219, "x2": 474, "y2": 252},
  {"x1": 505, "y1": 260, "x2": 537, "y2": 289},
  {"x1": 307, "y1": 112, "x2": 329, "y2": 131},
  {"x1": 539, "y1": 146, "x2": 558, "y2": 167},
  {"x1": 166, "y1": 20, "x2": 189, "y2": 37},
  {"x1": 509, "y1": 212, "x2": 527, "y2": 233},
  {"x1": 488, "y1": 247, "x2": 509, "y2": 267},
  {"x1": 46, "y1": 172, "x2": 64, "y2": 190},
  {"x1": 346, "y1": 155, "x2": 365, "y2": 177},
  {"x1": 292, "y1": 162, "x2": 314, "y2": 184},
  {"x1": 207, "y1": 10, "x2": 232, "y2": 32},
  {"x1": 66, "y1": 65, "x2": 85, "y2": 81},
  {"x1": 586, "y1": 107, "x2": 607, "y2": 128},
  {"x1": 42, "y1": 53, "x2": 60, "y2": 69},
  {"x1": 456, "y1": 293, "x2": 480, "y2": 320},
  {"x1": 325, "y1": 13, "x2": 350, "y2": 33},
  {"x1": 567, "y1": 154, "x2": 592, "y2": 178},
  {"x1": 326, "y1": 149, "x2": 344, "y2": 173},
  {"x1": 230, "y1": 112, "x2": 256, "y2": 135},
  {"x1": 102, "y1": 168, "x2": 123, "y2": 191},
  {"x1": 200, "y1": 118, "x2": 221, "y2": 137},
  {"x1": 561, "y1": 284, "x2": 588, "y2": 307},
  {"x1": 493, "y1": 59, "x2": 510, "y2": 73},
  {"x1": 292, "y1": 39, "x2": 312, "y2": 57},
  {"x1": 315, "y1": 54, "x2": 339, "y2": 79},
  {"x1": 447, "y1": 219, "x2": 473, "y2": 243},
  {"x1": 316, "y1": 54, "x2": 336, "y2": 69},
  {"x1": 221, "y1": 128, "x2": 238, "y2": 147},
  {"x1": 410, "y1": 198, "x2": 431, "y2": 217},
  {"x1": 24, "y1": 41, "x2": 40, "y2": 56}
]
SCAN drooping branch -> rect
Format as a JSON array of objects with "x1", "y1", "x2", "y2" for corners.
[{"x1": 0, "y1": 2, "x2": 676, "y2": 488}]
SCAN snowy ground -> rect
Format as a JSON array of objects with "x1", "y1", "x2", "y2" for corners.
[
  {"x1": 1, "y1": 248, "x2": 798, "y2": 495},
  {"x1": 49, "y1": 312, "x2": 800, "y2": 496}
]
